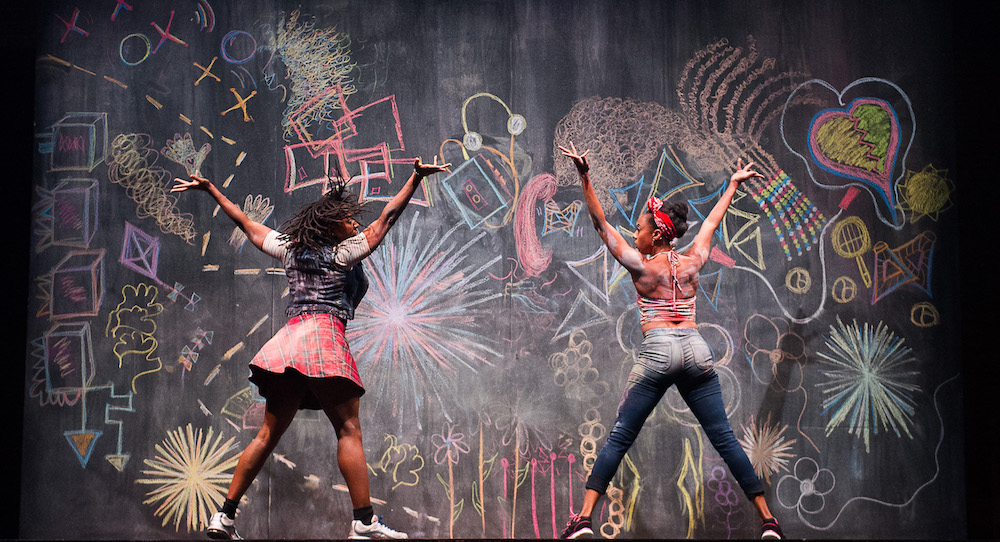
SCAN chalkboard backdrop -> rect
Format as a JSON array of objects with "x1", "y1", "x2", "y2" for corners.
[{"x1": 23, "y1": 0, "x2": 964, "y2": 539}]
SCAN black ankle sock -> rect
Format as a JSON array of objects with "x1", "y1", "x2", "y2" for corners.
[
  {"x1": 221, "y1": 498, "x2": 239, "y2": 519},
  {"x1": 353, "y1": 506, "x2": 375, "y2": 524}
]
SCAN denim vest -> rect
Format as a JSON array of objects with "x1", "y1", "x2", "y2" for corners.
[{"x1": 284, "y1": 247, "x2": 369, "y2": 321}]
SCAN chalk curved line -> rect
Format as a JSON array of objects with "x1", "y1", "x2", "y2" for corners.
[
  {"x1": 131, "y1": 355, "x2": 163, "y2": 394},
  {"x1": 515, "y1": 174, "x2": 557, "y2": 277},
  {"x1": 780, "y1": 77, "x2": 914, "y2": 230},
  {"x1": 731, "y1": 209, "x2": 843, "y2": 325},
  {"x1": 220, "y1": 30, "x2": 257, "y2": 64},
  {"x1": 796, "y1": 372, "x2": 959, "y2": 531},
  {"x1": 461, "y1": 92, "x2": 514, "y2": 137}
]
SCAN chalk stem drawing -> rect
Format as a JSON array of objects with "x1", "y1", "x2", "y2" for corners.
[
  {"x1": 512, "y1": 432, "x2": 519, "y2": 538},
  {"x1": 478, "y1": 420, "x2": 486, "y2": 536},
  {"x1": 448, "y1": 447, "x2": 455, "y2": 537},
  {"x1": 676, "y1": 435, "x2": 706, "y2": 538},
  {"x1": 549, "y1": 452, "x2": 558, "y2": 538}
]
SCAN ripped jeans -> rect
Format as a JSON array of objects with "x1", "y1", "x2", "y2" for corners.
[{"x1": 585, "y1": 327, "x2": 764, "y2": 500}]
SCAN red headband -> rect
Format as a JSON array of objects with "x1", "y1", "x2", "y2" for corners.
[{"x1": 646, "y1": 196, "x2": 677, "y2": 241}]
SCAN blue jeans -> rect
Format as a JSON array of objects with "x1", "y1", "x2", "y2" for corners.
[{"x1": 586, "y1": 328, "x2": 764, "y2": 500}]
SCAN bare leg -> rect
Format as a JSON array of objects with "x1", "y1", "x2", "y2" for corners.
[
  {"x1": 226, "y1": 389, "x2": 301, "y2": 501},
  {"x1": 312, "y1": 378, "x2": 370, "y2": 510},
  {"x1": 752, "y1": 494, "x2": 775, "y2": 521},
  {"x1": 579, "y1": 489, "x2": 601, "y2": 518}
]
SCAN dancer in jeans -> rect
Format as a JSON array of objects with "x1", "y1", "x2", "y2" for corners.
[
  {"x1": 171, "y1": 157, "x2": 449, "y2": 540},
  {"x1": 558, "y1": 143, "x2": 783, "y2": 540}
]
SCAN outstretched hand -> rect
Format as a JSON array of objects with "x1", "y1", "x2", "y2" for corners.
[
  {"x1": 170, "y1": 174, "x2": 211, "y2": 193},
  {"x1": 558, "y1": 142, "x2": 590, "y2": 174},
  {"x1": 414, "y1": 156, "x2": 451, "y2": 177},
  {"x1": 730, "y1": 158, "x2": 763, "y2": 185}
]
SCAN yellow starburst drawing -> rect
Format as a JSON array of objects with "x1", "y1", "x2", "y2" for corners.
[
  {"x1": 136, "y1": 424, "x2": 242, "y2": 532},
  {"x1": 897, "y1": 164, "x2": 954, "y2": 223},
  {"x1": 738, "y1": 414, "x2": 797, "y2": 484}
]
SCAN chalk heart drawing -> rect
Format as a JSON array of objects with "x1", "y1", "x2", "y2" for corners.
[{"x1": 808, "y1": 97, "x2": 900, "y2": 208}]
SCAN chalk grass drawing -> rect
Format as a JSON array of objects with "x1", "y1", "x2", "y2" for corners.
[
  {"x1": 135, "y1": 424, "x2": 241, "y2": 533},
  {"x1": 816, "y1": 316, "x2": 920, "y2": 453}
]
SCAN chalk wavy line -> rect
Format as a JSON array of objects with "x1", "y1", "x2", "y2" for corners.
[
  {"x1": 797, "y1": 372, "x2": 959, "y2": 531},
  {"x1": 779, "y1": 77, "x2": 914, "y2": 230},
  {"x1": 731, "y1": 209, "x2": 843, "y2": 325}
]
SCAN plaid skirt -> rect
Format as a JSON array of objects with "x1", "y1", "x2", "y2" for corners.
[{"x1": 249, "y1": 313, "x2": 364, "y2": 410}]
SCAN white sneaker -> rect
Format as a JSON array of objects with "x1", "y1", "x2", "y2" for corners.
[
  {"x1": 348, "y1": 514, "x2": 408, "y2": 539},
  {"x1": 206, "y1": 511, "x2": 243, "y2": 540}
]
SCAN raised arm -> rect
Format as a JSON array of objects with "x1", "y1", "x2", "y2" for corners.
[
  {"x1": 171, "y1": 174, "x2": 274, "y2": 251},
  {"x1": 689, "y1": 158, "x2": 763, "y2": 266},
  {"x1": 559, "y1": 143, "x2": 645, "y2": 272},
  {"x1": 362, "y1": 157, "x2": 451, "y2": 250}
]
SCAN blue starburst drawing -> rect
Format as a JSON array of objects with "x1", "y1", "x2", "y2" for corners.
[
  {"x1": 816, "y1": 316, "x2": 921, "y2": 452},
  {"x1": 348, "y1": 215, "x2": 503, "y2": 429}
]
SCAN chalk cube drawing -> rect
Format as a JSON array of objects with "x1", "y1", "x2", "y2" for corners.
[
  {"x1": 50, "y1": 113, "x2": 108, "y2": 172},
  {"x1": 50, "y1": 250, "x2": 105, "y2": 319},
  {"x1": 43, "y1": 322, "x2": 95, "y2": 394},
  {"x1": 52, "y1": 179, "x2": 99, "y2": 248},
  {"x1": 440, "y1": 155, "x2": 508, "y2": 229}
]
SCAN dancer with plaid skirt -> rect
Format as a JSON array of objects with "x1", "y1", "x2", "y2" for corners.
[{"x1": 172, "y1": 157, "x2": 450, "y2": 540}]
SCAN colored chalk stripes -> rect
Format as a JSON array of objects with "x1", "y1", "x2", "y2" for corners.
[{"x1": 743, "y1": 170, "x2": 827, "y2": 260}]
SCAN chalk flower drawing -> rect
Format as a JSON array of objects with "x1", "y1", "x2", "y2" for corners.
[
  {"x1": 135, "y1": 424, "x2": 241, "y2": 532},
  {"x1": 775, "y1": 457, "x2": 835, "y2": 514},
  {"x1": 744, "y1": 314, "x2": 807, "y2": 391},
  {"x1": 432, "y1": 424, "x2": 471, "y2": 466},
  {"x1": 816, "y1": 316, "x2": 920, "y2": 453}
]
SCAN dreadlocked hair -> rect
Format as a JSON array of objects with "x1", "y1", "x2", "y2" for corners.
[
  {"x1": 280, "y1": 182, "x2": 367, "y2": 252},
  {"x1": 663, "y1": 201, "x2": 690, "y2": 240}
]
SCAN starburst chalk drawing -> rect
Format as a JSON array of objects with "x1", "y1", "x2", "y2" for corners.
[
  {"x1": 136, "y1": 424, "x2": 242, "y2": 533},
  {"x1": 816, "y1": 316, "x2": 921, "y2": 453}
]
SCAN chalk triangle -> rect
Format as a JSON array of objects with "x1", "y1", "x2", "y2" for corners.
[
  {"x1": 729, "y1": 225, "x2": 766, "y2": 270},
  {"x1": 565, "y1": 246, "x2": 611, "y2": 304},
  {"x1": 609, "y1": 175, "x2": 646, "y2": 227},
  {"x1": 698, "y1": 269, "x2": 723, "y2": 311},
  {"x1": 65, "y1": 429, "x2": 102, "y2": 468},
  {"x1": 106, "y1": 454, "x2": 131, "y2": 472},
  {"x1": 871, "y1": 242, "x2": 915, "y2": 304},
  {"x1": 551, "y1": 292, "x2": 612, "y2": 343}
]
